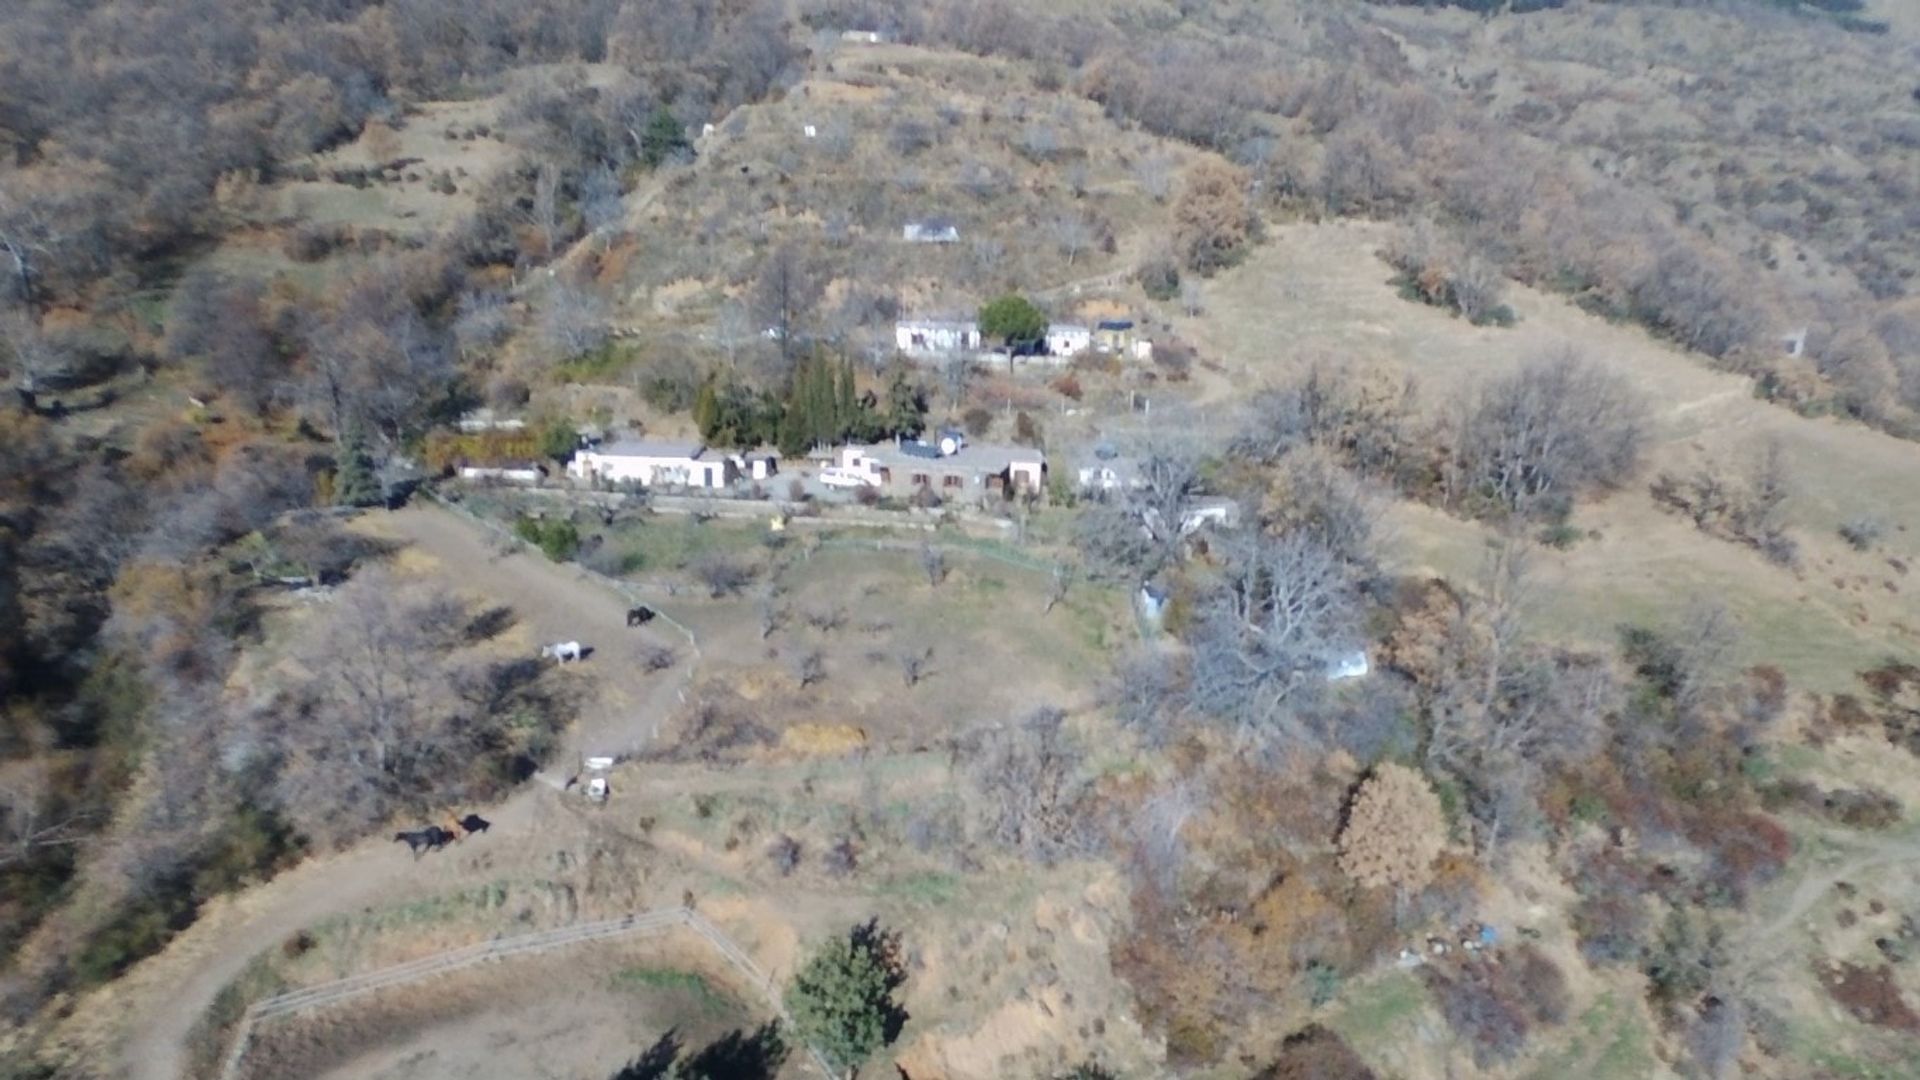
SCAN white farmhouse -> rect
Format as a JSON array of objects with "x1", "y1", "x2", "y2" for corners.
[
  {"x1": 902, "y1": 219, "x2": 960, "y2": 243},
  {"x1": 567, "y1": 440, "x2": 733, "y2": 489},
  {"x1": 1046, "y1": 324, "x2": 1092, "y2": 357},
  {"x1": 896, "y1": 318, "x2": 982, "y2": 355}
]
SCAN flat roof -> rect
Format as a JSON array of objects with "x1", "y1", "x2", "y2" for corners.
[
  {"x1": 591, "y1": 440, "x2": 707, "y2": 460},
  {"x1": 858, "y1": 440, "x2": 1043, "y2": 473}
]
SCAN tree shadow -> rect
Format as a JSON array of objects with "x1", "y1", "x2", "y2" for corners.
[
  {"x1": 610, "y1": 1028, "x2": 682, "y2": 1080},
  {"x1": 680, "y1": 1021, "x2": 790, "y2": 1080},
  {"x1": 461, "y1": 604, "x2": 517, "y2": 643},
  {"x1": 851, "y1": 918, "x2": 911, "y2": 1044}
]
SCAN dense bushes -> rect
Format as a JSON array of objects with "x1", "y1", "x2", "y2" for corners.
[{"x1": 514, "y1": 515, "x2": 582, "y2": 561}]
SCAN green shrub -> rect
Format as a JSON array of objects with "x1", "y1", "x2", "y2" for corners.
[{"x1": 513, "y1": 516, "x2": 581, "y2": 561}]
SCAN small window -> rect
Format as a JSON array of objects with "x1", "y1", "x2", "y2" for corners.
[
  {"x1": 943, "y1": 474, "x2": 962, "y2": 488},
  {"x1": 912, "y1": 473, "x2": 930, "y2": 486}
]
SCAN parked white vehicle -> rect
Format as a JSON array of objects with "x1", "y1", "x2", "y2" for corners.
[{"x1": 819, "y1": 466, "x2": 878, "y2": 489}]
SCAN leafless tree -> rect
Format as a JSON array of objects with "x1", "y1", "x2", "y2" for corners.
[
  {"x1": 1044, "y1": 563, "x2": 1075, "y2": 614},
  {"x1": 941, "y1": 353, "x2": 972, "y2": 409},
  {"x1": 1451, "y1": 252, "x2": 1507, "y2": 325},
  {"x1": 768, "y1": 833, "x2": 802, "y2": 876},
  {"x1": 804, "y1": 604, "x2": 845, "y2": 633},
  {"x1": 536, "y1": 280, "x2": 611, "y2": 360},
  {"x1": 1108, "y1": 648, "x2": 1184, "y2": 747},
  {"x1": 1079, "y1": 442, "x2": 1206, "y2": 577},
  {"x1": 528, "y1": 161, "x2": 564, "y2": 256},
  {"x1": 919, "y1": 542, "x2": 946, "y2": 587},
  {"x1": 453, "y1": 291, "x2": 513, "y2": 358},
  {"x1": 1047, "y1": 213, "x2": 1096, "y2": 267},
  {"x1": 791, "y1": 647, "x2": 825, "y2": 689},
  {"x1": 1450, "y1": 349, "x2": 1649, "y2": 519},
  {"x1": 1424, "y1": 537, "x2": 1620, "y2": 858},
  {"x1": 1188, "y1": 528, "x2": 1359, "y2": 740},
  {"x1": 1237, "y1": 360, "x2": 1416, "y2": 478},
  {"x1": 0, "y1": 309, "x2": 59, "y2": 405},
  {"x1": 1179, "y1": 277, "x2": 1205, "y2": 317},
  {"x1": 757, "y1": 586, "x2": 785, "y2": 640},
  {"x1": 898, "y1": 646, "x2": 933, "y2": 688},
  {"x1": 580, "y1": 164, "x2": 625, "y2": 240},
  {"x1": 692, "y1": 555, "x2": 754, "y2": 598},
  {"x1": 305, "y1": 569, "x2": 443, "y2": 778},
  {"x1": 1134, "y1": 153, "x2": 1175, "y2": 202},
  {"x1": 0, "y1": 762, "x2": 90, "y2": 869},
  {"x1": 971, "y1": 706, "x2": 1086, "y2": 863},
  {"x1": 751, "y1": 244, "x2": 826, "y2": 364}
]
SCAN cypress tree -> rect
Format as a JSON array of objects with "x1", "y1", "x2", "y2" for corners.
[
  {"x1": 334, "y1": 424, "x2": 382, "y2": 508},
  {"x1": 693, "y1": 379, "x2": 720, "y2": 439},
  {"x1": 836, "y1": 359, "x2": 859, "y2": 442}
]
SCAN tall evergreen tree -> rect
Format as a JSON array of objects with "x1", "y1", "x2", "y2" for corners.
[
  {"x1": 836, "y1": 359, "x2": 859, "y2": 440},
  {"x1": 883, "y1": 370, "x2": 926, "y2": 439},
  {"x1": 640, "y1": 105, "x2": 691, "y2": 168},
  {"x1": 693, "y1": 379, "x2": 719, "y2": 440},
  {"x1": 785, "y1": 921, "x2": 907, "y2": 1079},
  {"x1": 334, "y1": 425, "x2": 382, "y2": 507}
]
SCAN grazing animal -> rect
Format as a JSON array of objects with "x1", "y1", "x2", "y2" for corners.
[
  {"x1": 541, "y1": 640, "x2": 583, "y2": 662},
  {"x1": 459, "y1": 813, "x2": 491, "y2": 835},
  {"x1": 394, "y1": 827, "x2": 453, "y2": 857},
  {"x1": 626, "y1": 605, "x2": 654, "y2": 627}
]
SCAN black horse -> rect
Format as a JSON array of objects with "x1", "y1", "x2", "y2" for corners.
[
  {"x1": 458, "y1": 813, "x2": 491, "y2": 835},
  {"x1": 394, "y1": 826, "x2": 454, "y2": 857},
  {"x1": 626, "y1": 605, "x2": 655, "y2": 627}
]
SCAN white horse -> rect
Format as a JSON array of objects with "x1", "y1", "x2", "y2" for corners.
[{"x1": 542, "y1": 640, "x2": 584, "y2": 662}]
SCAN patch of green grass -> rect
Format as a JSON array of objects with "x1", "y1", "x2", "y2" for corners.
[
  {"x1": 186, "y1": 951, "x2": 288, "y2": 1078},
  {"x1": 878, "y1": 870, "x2": 961, "y2": 907},
  {"x1": 1782, "y1": 1015, "x2": 1920, "y2": 1079},
  {"x1": 1523, "y1": 993, "x2": 1655, "y2": 1080},
  {"x1": 1325, "y1": 971, "x2": 1429, "y2": 1060},
  {"x1": 555, "y1": 340, "x2": 642, "y2": 382},
  {"x1": 605, "y1": 517, "x2": 763, "y2": 574},
  {"x1": 610, "y1": 966, "x2": 735, "y2": 1015}
]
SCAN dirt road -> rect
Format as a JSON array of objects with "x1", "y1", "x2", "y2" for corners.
[{"x1": 115, "y1": 502, "x2": 690, "y2": 1080}]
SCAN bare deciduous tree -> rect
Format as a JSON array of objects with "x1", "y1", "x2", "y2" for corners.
[
  {"x1": 1044, "y1": 563, "x2": 1075, "y2": 615},
  {"x1": 1450, "y1": 349, "x2": 1649, "y2": 519},
  {"x1": 757, "y1": 586, "x2": 785, "y2": 640},
  {"x1": 751, "y1": 244, "x2": 826, "y2": 365},
  {"x1": 919, "y1": 542, "x2": 946, "y2": 587},
  {"x1": 791, "y1": 647, "x2": 825, "y2": 689},
  {"x1": 1237, "y1": 360, "x2": 1416, "y2": 478},
  {"x1": 972, "y1": 706, "x2": 1086, "y2": 863},
  {"x1": 898, "y1": 646, "x2": 933, "y2": 688},
  {"x1": 1134, "y1": 153, "x2": 1175, "y2": 202},
  {"x1": 1187, "y1": 529, "x2": 1359, "y2": 738},
  {"x1": 528, "y1": 162, "x2": 564, "y2": 256},
  {"x1": 693, "y1": 555, "x2": 754, "y2": 598},
  {"x1": 0, "y1": 762, "x2": 90, "y2": 869},
  {"x1": 1047, "y1": 213, "x2": 1096, "y2": 267},
  {"x1": 536, "y1": 280, "x2": 611, "y2": 360}
]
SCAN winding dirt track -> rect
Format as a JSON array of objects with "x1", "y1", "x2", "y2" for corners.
[{"x1": 117, "y1": 503, "x2": 685, "y2": 1080}]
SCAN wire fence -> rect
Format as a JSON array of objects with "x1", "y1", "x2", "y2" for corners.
[{"x1": 217, "y1": 907, "x2": 834, "y2": 1080}]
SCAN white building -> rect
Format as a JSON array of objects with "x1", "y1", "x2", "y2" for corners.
[
  {"x1": 838, "y1": 433, "x2": 1044, "y2": 495},
  {"x1": 458, "y1": 465, "x2": 542, "y2": 484},
  {"x1": 902, "y1": 220, "x2": 960, "y2": 243},
  {"x1": 1046, "y1": 324, "x2": 1092, "y2": 357},
  {"x1": 455, "y1": 408, "x2": 528, "y2": 433},
  {"x1": 896, "y1": 318, "x2": 981, "y2": 354},
  {"x1": 567, "y1": 440, "x2": 733, "y2": 489}
]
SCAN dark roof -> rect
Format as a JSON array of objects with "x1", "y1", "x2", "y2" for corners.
[
  {"x1": 1097, "y1": 319, "x2": 1135, "y2": 331},
  {"x1": 898, "y1": 441, "x2": 944, "y2": 459}
]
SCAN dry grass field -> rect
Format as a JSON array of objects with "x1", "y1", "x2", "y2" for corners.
[{"x1": 1182, "y1": 221, "x2": 1920, "y2": 692}]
